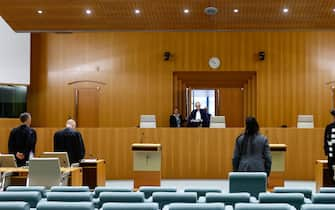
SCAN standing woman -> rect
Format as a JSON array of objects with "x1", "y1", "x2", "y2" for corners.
[{"x1": 232, "y1": 117, "x2": 272, "y2": 176}]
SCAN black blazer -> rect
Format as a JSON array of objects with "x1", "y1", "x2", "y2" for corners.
[
  {"x1": 54, "y1": 128, "x2": 86, "y2": 164},
  {"x1": 187, "y1": 109, "x2": 210, "y2": 127},
  {"x1": 169, "y1": 115, "x2": 183, "y2": 127},
  {"x1": 8, "y1": 124, "x2": 35, "y2": 166}
]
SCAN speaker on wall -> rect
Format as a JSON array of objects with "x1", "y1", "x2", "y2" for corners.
[{"x1": 258, "y1": 51, "x2": 265, "y2": 61}]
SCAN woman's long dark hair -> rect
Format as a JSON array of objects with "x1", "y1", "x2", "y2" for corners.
[{"x1": 241, "y1": 117, "x2": 260, "y2": 154}]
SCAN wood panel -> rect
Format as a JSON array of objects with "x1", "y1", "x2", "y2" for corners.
[
  {"x1": 28, "y1": 32, "x2": 335, "y2": 128},
  {"x1": 218, "y1": 88, "x2": 244, "y2": 127},
  {"x1": 0, "y1": 127, "x2": 326, "y2": 180},
  {"x1": 0, "y1": 118, "x2": 20, "y2": 128}
]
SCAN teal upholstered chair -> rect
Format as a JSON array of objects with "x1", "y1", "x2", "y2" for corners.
[
  {"x1": 36, "y1": 201, "x2": 94, "y2": 210},
  {"x1": 312, "y1": 193, "x2": 335, "y2": 204},
  {"x1": 273, "y1": 187, "x2": 312, "y2": 200},
  {"x1": 139, "y1": 186, "x2": 177, "y2": 199},
  {"x1": 102, "y1": 202, "x2": 159, "y2": 210},
  {"x1": 6, "y1": 186, "x2": 47, "y2": 198},
  {"x1": 229, "y1": 172, "x2": 267, "y2": 198},
  {"x1": 152, "y1": 192, "x2": 197, "y2": 209},
  {"x1": 50, "y1": 186, "x2": 89, "y2": 192},
  {"x1": 98, "y1": 192, "x2": 145, "y2": 208},
  {"x1": 259, "y1": 193, "x2": 305, "y2": 210},
  {"x1": 46, "y1": 192, "x2": 92, "y2": 202},
  {"x1": 0, "y1": 191, "x2": 41, "y2": 208},
  {"x1": 301, "y1": 204, "x2": 335, "y2": 210},
  {"x1": 0, "y1": 201, "x2": 30, "y2": 210},
  {"x1": 168, "y1": 203, "x2": 225, "y2": 210},
  {"x1": 94, "y1": 187, "x2": 132, "y2": 198},
  {"x1": 235, "y1": 203, "x2": 295, "y2": 210}
]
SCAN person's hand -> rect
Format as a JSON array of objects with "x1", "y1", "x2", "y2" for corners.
[{"x1": 16, "y1": 152, "x2": 25, "y2": 160}]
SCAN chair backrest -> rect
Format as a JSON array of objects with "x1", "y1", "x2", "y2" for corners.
[
  {"x1": 209, "y1": 116, "x2": 226, "y2": 128},
  {"x1": 102, "y1": 203, "x2": 159, "y2": 210},
  {"x1": 99, "y1": 192, "x2": 145, "y2": 208},
  {"x1": 0, "y1": 154, "x2": 17, "y2": 167},
  {"x1": 94, "y1": 187, "x2": 132, "y2": 198},
  {"x1": 28, "y1": 158, "x2": 61, "y2": 188},
  {"x1": 229, "y1": 172, "x2": 267, "y2": 198},
  {"x1": 40, "y1": 152, "x2": 70, "y2": 168},
  {"x1": 319, "y1": 187, "x2": 335, "y2": 193},
  {"x1": 6, "y1": 186, "x2": 47, "y2": 198},
  {"x1": 0, "y1": 191, "x2": 41, "y2": 208},
  {"x1": 168, "y1": 203, "x2": 225, "y2": 210},
  {"x1": 273, "y1": 187, "x2": 313, "y2": 199},
  {"x1": 46, "y1": 192, "x2": 92, "y2": 202},
  {"x1": 139, "y1": 186, "x2": 177, "y2": 199},
  {"x1": 297, "y1": 115, "x2": 314, "y2": 128},
  {"x1": 50, "y1": 186, "x2": 89, "y2": 192},
  {"x1": 36, "y1": 201, "x2": 94, "y2": 210},
  {"x1": 140, "y1": 115, "x2": 156, "y2": 128},
  {"x1": 205, "y1": 193, "x2": 250, "y2": 206},
  {"x1": 0, "y1": 201, "x2": 30, "y2": 210},
  {"x1": 235, "y1": 203, "x2": 293, "y2": 210},
  {"x1": 301, "y1": 204, "x2": 335, "y2": 210},
  {"x1": 312, "y1": 193, "x2": 335, "y2": 204},
  {"x1": 184, "y1": 188, "x2": 222, "y2": 199},
  {"x1": 259, "y1": 193, "x2": 305, "y2": 210},
  {"x1": 152, "y1": 192, "x2": 197, "y2": 209}
]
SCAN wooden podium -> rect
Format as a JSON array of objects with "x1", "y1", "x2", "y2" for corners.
[
  {"x1": 132, "y1": 143, "x2": 161, "y2": 189},
  {"x1": 315, "y1": 160, "x2": 335, "y2": 192},
  {"x1": 80, "y1": 159, "x2": 106, "y2": 189},
  {"x1": 268, "y1": 144, "x2": 287, "y2": 189}
]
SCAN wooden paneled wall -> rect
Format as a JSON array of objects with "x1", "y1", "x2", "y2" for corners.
[
  {"x1": 0, "y1": 127, "x2": 326, "y2": 180},
  {"x1": 28, "y1": 32, "x2": 335, "y2": 127}
]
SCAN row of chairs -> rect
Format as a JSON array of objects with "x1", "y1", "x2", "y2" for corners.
[
  {"x1": 2, "y1": 185, "x2": 335, "y2": 209},
  {"x1": 140, "y1": 114, "x2": 315, "y2": 128}
]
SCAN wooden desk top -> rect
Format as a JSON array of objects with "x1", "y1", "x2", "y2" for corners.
[
  {"x1": 0, "y1": 167, "x2": 82, "y2": 173},
  {"x1": 316, "y1": 160, "x2": 328, "y2": 164},
  {"x1": 132, "y1": 143, "x2": 161, "y2": 151},
  {"x1": 270, "y1": 144, "x2": 287, "y2": 151}
]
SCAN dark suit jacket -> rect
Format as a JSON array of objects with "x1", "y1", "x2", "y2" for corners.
[
  {"x1": 54, "y1": 128, "x2": 86, "y2": 164},
  {"x1": 232, "y1": 133, "x2": 272, "y2": 176},
  {"x1": 324, "y1": 121, "x2": 335, "y2": 181},
  {"x1": 169, "y1": 115, "x2": 183, "y2": 127},
  {"x1": 187, "y1": 109, "x2": 210, "y2": 127},
  {"x1": 8, "y1": 124, "x2": 35, "y2": 166}
]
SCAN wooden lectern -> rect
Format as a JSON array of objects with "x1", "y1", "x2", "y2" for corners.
[
  {"x1": 132, "y1": 143, "x2": 161, "y2": 189},
  {"x1": 315, "y1": 160, "x2": 335, "y2": 192},
  {"x1": 268, "y1": 144, "x2": 287, "y2": 189}
]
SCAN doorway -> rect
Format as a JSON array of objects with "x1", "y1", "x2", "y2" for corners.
[{"x1": 75, "y1": 88, "x2": 99, "y2": 127}]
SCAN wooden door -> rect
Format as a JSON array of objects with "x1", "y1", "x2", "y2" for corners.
[
  {"x1": 76, "y1": 88, "x2": 99, "y2": 127},
  {"x1": 218, "y1": 88, "x2": 244, "y2": 127}
]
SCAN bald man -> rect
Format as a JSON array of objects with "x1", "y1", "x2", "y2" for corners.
[{"x1": 53, "y1": 119, "x2": 86, "y2": 164}]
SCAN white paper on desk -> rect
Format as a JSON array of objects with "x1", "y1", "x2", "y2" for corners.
[{"x1": 80, "y1": 159, "x2": 97, "y2": 163}]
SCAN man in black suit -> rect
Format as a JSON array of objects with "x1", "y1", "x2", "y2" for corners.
[
  {"x1": 187, "y1": 102, "x2": 210, "y2": 127},
  {"x1": 8, "y1": 112, "x2": 36, "y2": 167},
  {"x1": 324, "y1": 109, "x2": 335, "y2": 183},
  {"x1": 54, "y1": 119, "x2": 85, "y2": 164}
]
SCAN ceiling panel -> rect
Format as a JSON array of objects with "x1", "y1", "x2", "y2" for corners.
[{"x1": 0, "y1": 0, "x2": 335, "y2": 31}]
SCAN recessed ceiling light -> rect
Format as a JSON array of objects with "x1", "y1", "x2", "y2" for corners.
[
  {"x1": 85, "y1": 9, "x2": 92, "y2": 15},
  {"x1": 134, "y1": 9, "x2": 140, "y2": 14},
  {"x1": 184, "y1": 9, "x2": 190, "y2": 14},
  {"x1": 283, "y1": 8, "x2": 289, "y2": 13},
  {"x1": 37, "y1": 10, "x2": 43, "y2": 14},
  {"x1": 333, "y1": 8, "x2": 335, "y2": 12},
  {"x1": 233, "y1": 9, "x2": 239, "y2": 13}
]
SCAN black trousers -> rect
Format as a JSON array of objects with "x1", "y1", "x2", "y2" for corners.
[{"x1": 328, "y1": 157, "x2": 335, "y2": 183}]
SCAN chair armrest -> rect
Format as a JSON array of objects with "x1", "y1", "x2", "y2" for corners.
[
  {"x1": 225, "y1": 205, "x2": 234, "y2": 210},
  {"x1": 250, "y1": 196, "x2": 259, "y2": 203},
  {"x1": 304, "y1": 198, "x2": 312, "y2": 204},
  {"x1": 197, "y1": 196, "x2": 206, "y2": 203}
]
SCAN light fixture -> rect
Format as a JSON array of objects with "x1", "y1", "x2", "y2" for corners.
[
  {"x1": 233, "y1": 9, "x2": 239, "y2": 13},
  {"x1": 134, "y1": 9, "x2": 140, "y2": 14},
  {"x1": 85, "y1": 9, "x2": 92, "y2": 15},
  {"x1": 283, "y1": 8, "x2": 289, "y2": 13},
  {"x1": 333, "y1": 8, "x2": 335, "y2": 12},
  {"x1": 37, "y1": 10, "x2": 43, "y2": 14},
  {"x1": 184, "y1": 9, "x2": 190, "y2": 14}
]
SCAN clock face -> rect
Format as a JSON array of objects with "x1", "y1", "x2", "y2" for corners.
[{"x1": 209, "y1": 57, "x2": 221, "y2": 69}]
